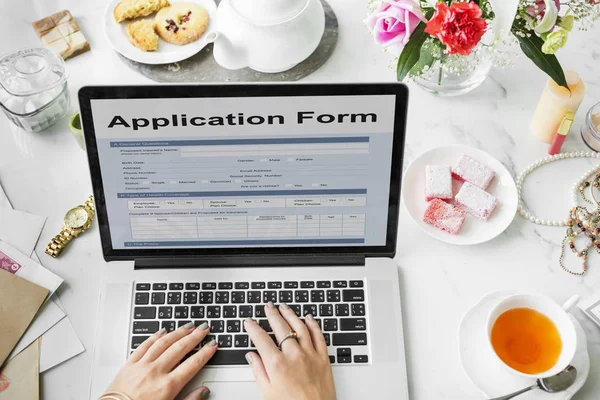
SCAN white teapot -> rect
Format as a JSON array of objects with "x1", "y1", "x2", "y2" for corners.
[{"x1": 210, "y1": 0, "x2": 325, "y2": 73}]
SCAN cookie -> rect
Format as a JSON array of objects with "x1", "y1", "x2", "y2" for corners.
[
  {"x1": 127, "y1": 20, "x2": 159, "y2": 52},
  {"x1": 114, "y1": 0, "x2": 170, "y2": 23},
  {"x1": 155, "y1": 2, "x2": 209, "y2": 45}
]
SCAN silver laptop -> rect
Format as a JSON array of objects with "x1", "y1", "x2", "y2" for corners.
[{"x1": 81, "y1": 83, "x2": 409, "y2": 400}]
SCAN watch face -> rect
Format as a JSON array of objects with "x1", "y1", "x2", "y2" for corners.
[{"x1": 64, "y1": 207, "x2": 89, "y2": 229}]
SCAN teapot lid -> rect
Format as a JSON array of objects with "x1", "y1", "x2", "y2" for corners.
[
  {"x1": 0, "y1": 48, "x2": 66, "y2": 97},
  {"x1": 230, "y1": 0, "x2": 309, "y2": 24}
]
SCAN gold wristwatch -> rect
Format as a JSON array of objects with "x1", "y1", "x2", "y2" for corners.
[{"x1": 45, "y1": 196, "x2": 96, "y2": 258}]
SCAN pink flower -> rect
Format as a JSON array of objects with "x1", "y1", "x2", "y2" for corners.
[{"x1": 365, "y1": 0, "x2": 427, "y2": 55}]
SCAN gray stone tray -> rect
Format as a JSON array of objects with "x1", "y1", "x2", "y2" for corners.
[{"x1": 119, "y1": 0, "x2": 338, "y2": 82}]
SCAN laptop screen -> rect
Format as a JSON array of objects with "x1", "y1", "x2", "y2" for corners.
[{"x1": 82, "y1": 85, "x2": 405, "y2": 257}]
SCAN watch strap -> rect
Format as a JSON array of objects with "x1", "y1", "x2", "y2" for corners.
[{"x1": 45, "y1": 229, "x2": 76, "y2": 258}]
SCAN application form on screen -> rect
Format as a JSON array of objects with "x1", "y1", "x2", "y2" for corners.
[{"x1": 91, "y1": 94, "x2": 396, "y2": 249}]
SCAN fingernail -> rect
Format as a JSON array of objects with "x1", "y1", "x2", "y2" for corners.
[
  {"x1": 200, "y1": 388, "x2": 211, "y2": 400},
  {"x1": 267, "y1": 301, "x2": 275, "y2": 308},
  {"x1": 280, "y1": 303, "x2": 290, "y2": 310},
  {"x1": 156, "y1": 327, "x2": 167, "y2": 335},
  {"x1": 244, "y1": 318, "x2": 254, "y2": 326},
  {"x1": 197, "y1": 322, "x2": 209, "y2": 331},
  {"x1": 184, "y1": 321, "x2": 195, "y2": 329},
  {"x1": 245, "y1": 353, "x2": 253, "y2": 365},
  {"x1": 208, "y1": 339, "x2": 218, "y2": 347},
  {"x1": 306, "y1": 314, "x2": 314, "y2": 321}
]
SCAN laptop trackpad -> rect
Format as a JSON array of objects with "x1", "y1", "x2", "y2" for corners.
[{"x1": 203, "y1": 381, "x2": 262, "y2": 399}]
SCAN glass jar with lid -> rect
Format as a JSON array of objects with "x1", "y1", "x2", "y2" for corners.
[
  {"x1": 581, "y1": 102, "x2": 600, "y2": 152},
  {"x1": 0, "y1": 47, "x2": 70, "y2": 132}
]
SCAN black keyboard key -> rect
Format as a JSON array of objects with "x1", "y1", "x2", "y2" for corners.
[
  {"x1": 335, "y1": 304, "x2": 349, "y2": 316},
  {"x1": 314, "y1": 318, "x2": 322, "y2": 329},
  {"x1": 317, "y1": 281, "x2": 331, "y2": 288},
  {"x1": 337, "y1": 348, "x2": 351, "y2": 357},
  {"x1": 218, "y1": 282, "x2": 233, "y2": 290},
  {"x1": 311, "y1": 290, "x2": 325, "y2": 303},
  {"x1": 350, "y1": 280, "x2": 364, "y2": 288},
  {"x1": 185, "y1": 282, "x2": 200, "y2": 290},
  {"x1": 338, "y1": 355, "x2": 351, "y2": 363},
  {"x1": 300, "y1": 281, "x2": 315, "y2": 288},
  {"x1": 351, "y1": 304, "x2": 366, "y2": 316},
  {"x1": 218, "y1": 335, "x2": 233, "y2": 348},
  {"x1": 161, "y1": 321, "x2": 176, "y2": 332},
  {"x1": 202, "y1": 283, "x2": 217, "y2": 290},
  {"x1": 255, "y1": 306, "x2": 266, "y2": 318},
  {"x1": 303, "y1": 304, "x2": 318, "y2": 317},
  {"x1": 183, "y1": 292, "x2": 197, "y2": 304},
  {"x1": 210, "y1": 320, "x2": 225, "y2": 333},
  {"x1": 134, "y1": 307, "x2": 156, "y2": 319},
  {"x1": 333, "y1": 281, "x2": 347, "y2": 288},
  {"x1": 199, "y1": 292, "x2": 214, "y2": 304},
  {"x1": 354, "y1": 355, "x2": 369, "y2": 363},
  {"x1": 289, "y1": 304, "x2": 301, "y2": 317},
  {"x1": 191, "y1": 306, "x2": 205, "y2": 319},
  {"x1": 136, "y1": 283, "x2": 150, "y2": 290},
  {"x1": 252, "y1": 282, "x2": 266, "y2": 289},
  {"x1": 167, "y1": 292, "x2": 181, "y2": 304},
  {"x1": 227, "y1": 320, "x2": 241, "y2": 333},
  {"x1": 319, "y1": 304, "x2": 333, "y2": 317},
  {"x1": 258, "y1": 319, "x2": 272, "y2": 332},
  {"x1": 235, "y1": 282, "x2": 249, "y2": 289},
  {"x1": 239, "y1": 305, "x2": 253, "y2": 318},
  {"x1": 223, "y1": 306, "x2": 237, "y2": 318},
  {"x1": 133, "y1": 321, "x2": 159, "y2": 334},
  {"x1": 178, "y1": 320, "x2": 192, "y2": 328},
  {"x1": 135, "y1": 292, "x2": 149, "y2": 305},
  {"x1": 342, "y1": 289, "x2": 365, "y2": 302},
  {"x1": 153, "y1": 283, "x2": 167, "y2": 290},
  {"x1": 206, "y1": 350, "x2": 251, "y2": 365},
  {"x1": 329, "y1": 355, "x2": 335, "y2": 364},
  {"x1": 207, "y1": 306, "x2": 221, "y2": 318},
  {"x1": 158, "y1": 306, "x2": 172, "y2": 319},
  {"x1": 279, "y1": 291, "x2": 293, "y2": 303},
  {"x1": 231, "y1": 291, "x2": 245, "y2": 304},
  {"x1": 324, "y1": 319, "x2": 338, "y2": 331},
  {"x1": 234, "y1": 334, "x2": 249, "y2": 348},
  {"x1": 340, "y1": 318, "x2": 367, "y2": 331},
  {"x1": 263, "y1": 291, "x2": 277, "y2": 303},
  {"x1": 174, "y1": 306, "x2": 189, "y2": 319},
  {"x1": 324, "y1": 333, "x2": 331, "y2": 346},
  {"x1": 295, "y1": 290, "x2": 309, "y2": 303},
  {"x1": 151, "y1": 292, "x2": 165, "y2": 304},
  {"x1": 202, "y1": 334, "x2": 216, "y2": 346},
  {"x1": 268, "y1": 281, "x2": 282, "y2": 289},
  {"x1": 131, "y1": 335, "x2": 150, "y2": 349},
  {"x1": 194, "y1": 320, "x2": 208, "y2": 328},
  {"x1": 215, "y1": 291, "x2": 229, "y2": 304},
  {"x1": 284, "y1": 281, "x2": 298, "y2": 289},
  {"x1": 248, "y1": 291, "x2": 261, "y2": 303},
  {"x1": 169, "y1": 283, "x2": 184, "y2": 290},
  {"x1": 327, "y1": 290, "x2": 341, "y2": 302},
  {"x1": 332, "y1": 333, "x2": 367, "y2": 346}
]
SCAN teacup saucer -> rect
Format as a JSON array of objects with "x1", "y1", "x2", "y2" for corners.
[{"x1": 458, "y1": 291, "x2": 590, "y2": 399}]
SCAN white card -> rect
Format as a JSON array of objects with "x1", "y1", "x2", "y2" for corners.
[
  {"x1": 0, "y1": 207, "x2": 46, "y2": 257},
  {"x1": 39, "y1": 315, "x2": 85, "y2": 372},
  {"x1": 0, "y1": 180, "x2": 11, "y2": 209}
]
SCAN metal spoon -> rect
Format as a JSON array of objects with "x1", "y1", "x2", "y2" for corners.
[{"x1": 489, "y1": 365, "x2": 577, "y2": 400}]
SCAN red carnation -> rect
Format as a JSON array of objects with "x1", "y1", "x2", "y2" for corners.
[{"x1": 425, "y1": 1, "x2": 488, "y2": 56}]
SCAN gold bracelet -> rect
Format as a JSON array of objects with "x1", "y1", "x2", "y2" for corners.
[{"x1": 99, "y1": 392, "x2": 133, "y2": 400}]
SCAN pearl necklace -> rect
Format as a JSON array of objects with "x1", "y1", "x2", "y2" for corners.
[{"x1": 517, "y1": 151, "x2": 600, "y2": 226}]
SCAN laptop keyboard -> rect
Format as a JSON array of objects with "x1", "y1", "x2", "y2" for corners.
[{"x1": 130, "y1": 279, "x2": 370, "y2": 365}]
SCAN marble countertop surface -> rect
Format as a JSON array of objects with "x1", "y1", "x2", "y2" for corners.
[{"x1": 1, "y1": 0, "x2": 600, "y2": 399}]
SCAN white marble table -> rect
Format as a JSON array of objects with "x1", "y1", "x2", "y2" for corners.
[{"x1": 1, "y1": 0, "x2": 600, "y2": 399}]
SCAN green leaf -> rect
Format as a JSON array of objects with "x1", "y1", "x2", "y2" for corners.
[
  {"x1": 409, "y1": 43, "x2": 435, "y2": 76},
  {"x1": 396, "y1": 10, "x2": 435, "y2": 82},
  {"x1": 514, "y1": 32, "x2": 568, "y2": 90}
]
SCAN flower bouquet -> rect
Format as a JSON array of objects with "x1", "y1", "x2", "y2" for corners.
[{"x1": 365, "y1": 0, "x2": 600, "y2": 92}]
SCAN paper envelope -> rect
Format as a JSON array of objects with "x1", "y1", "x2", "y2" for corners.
[
  {"x1": 0, "y1": 338, "x2": 40, "y2": 400},
  {"x1": 0, "y1": 269, "x2": 48, "y2": 367}
]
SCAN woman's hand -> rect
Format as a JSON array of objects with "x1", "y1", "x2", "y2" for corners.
[
  {"x1": 105, "y1": 322, "x2": 218, "y2": 400},
  {"x1": 244, "y1": 303, "x2": 337, "y2": 400}
]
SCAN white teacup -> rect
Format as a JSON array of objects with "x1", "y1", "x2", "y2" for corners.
[{"x1": 485, "y1": 293, "x2": 578, "y2": 379}]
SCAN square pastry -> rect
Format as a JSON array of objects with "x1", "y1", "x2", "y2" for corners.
[
  {"x1": 455, "y1": 182, "x2": 498, "y2": 221},
  {"x1": 423, "y1": 199, "x2": 466, "y2": 235},
  {"x1": 452, "y1": 154, "x2": 495, "y2": 189},
  {"x1": 425, "y1": 165, "x2": 452, "y2": 201}
]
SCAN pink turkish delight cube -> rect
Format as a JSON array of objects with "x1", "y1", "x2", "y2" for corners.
[
  {"x1": 423, "y1": 199, "x2": 467, "y2": 235},
  {"x1": 451, "y1": 154, "x2": 495, "y2": 189},
  {"x1": 425, "y1": 165, "x2": 452, "y2": 201},
  {"x1": 455, "y1": 182, "x2": 498, "y2": 221}
]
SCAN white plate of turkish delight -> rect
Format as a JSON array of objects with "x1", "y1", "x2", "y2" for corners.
[{"x1": 402, "y1": 145, "x2": 518, "y2": 245}]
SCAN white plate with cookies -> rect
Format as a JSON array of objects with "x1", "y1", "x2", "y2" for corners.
[{"x1": 104, "y1": 0, "x2": 217, "y2": 64}]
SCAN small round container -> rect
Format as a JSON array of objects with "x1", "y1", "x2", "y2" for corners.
[
  {"x1": 0, "y1": 48, "x2": 70, "y2": 133},
  {"x1": 582, "y1": 102, "x2": 600, "y2": 152}
]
